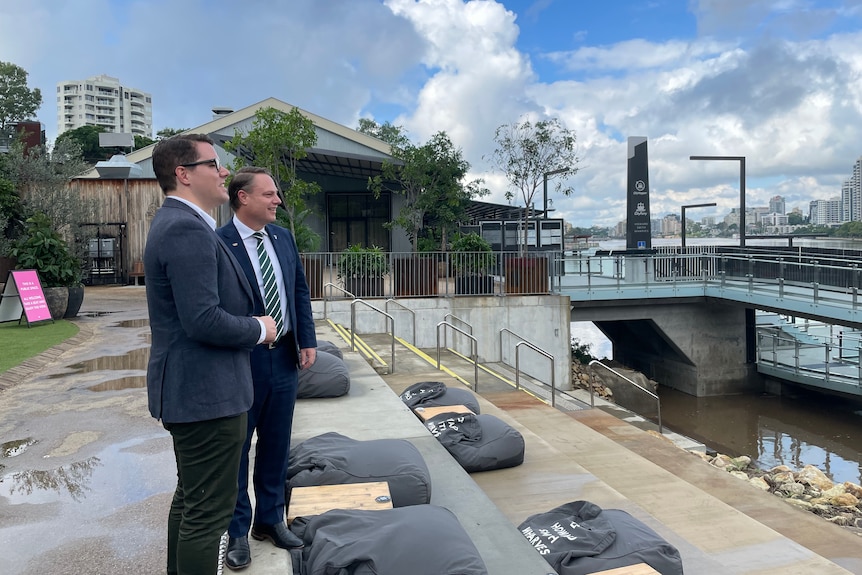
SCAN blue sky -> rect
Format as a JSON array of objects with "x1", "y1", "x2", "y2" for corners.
[{"x1": 2, "y1": 0, "x2": 862, "y2": 228}]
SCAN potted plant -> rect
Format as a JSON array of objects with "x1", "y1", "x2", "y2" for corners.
[
  {"x1": 10, "y1": 212, "x2": 84, "y2": 319},
  {"x1": 451, "y1": 232, "x2": 496, "y2": 295},
  {"x1": 336, "y1": 244, "x2": 389, "y2": 297}
]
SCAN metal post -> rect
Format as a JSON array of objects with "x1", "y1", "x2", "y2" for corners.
[
  {"x1": 689, "y1": 156, "x2": 745, "y2": 246},
  {"x1": 543, "y1": 168, "x2": 568, "y2": 220},
  {"x1": 680, "y1": 203, "x2": 716, "y2": 249}
]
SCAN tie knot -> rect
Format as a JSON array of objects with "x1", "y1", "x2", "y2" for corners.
[{"x1": 253, "y1": 231, "x2": 265, "y2": 243}]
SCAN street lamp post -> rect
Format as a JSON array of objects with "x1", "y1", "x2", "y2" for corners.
[
  {"x1": 689, "y1": 155, "x2": 746, "y2": 247},
  {"x1": 543, "y1": 168, "x2": 569, "y2": 219},
  {"x1": 681, "y1": 202, "x2": 717, "y2": 248}
]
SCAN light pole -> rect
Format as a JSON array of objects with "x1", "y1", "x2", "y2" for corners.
[
  {"x1": 543, "y1": 168, "x2": 569, "y2": 219},
  {"x1": 681, "y1": 202, "x2": 716, "y2": 248},
  {"x1": 689, "y1": 155, "x2": 746, "y2": 247}
]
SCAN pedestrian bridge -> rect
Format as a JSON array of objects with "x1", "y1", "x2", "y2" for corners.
[{"x1": 555, "y1": 247, "x2": 862, "y2": 397}]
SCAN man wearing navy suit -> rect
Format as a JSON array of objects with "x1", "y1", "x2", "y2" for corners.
[
  {"x1": 145, "y1": 135, "x2": 277, "y2": 575},
  {"x1": 216, "y1": 167, "x2": 317, "y2": 570}
]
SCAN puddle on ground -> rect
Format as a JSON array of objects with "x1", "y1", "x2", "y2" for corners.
[
  {"x1": 48, "y1": 347, "x2": 150, "y2": 379},
  {"x1": 88, "y1": 376, "x2": 146, "y2": 392},
  {"x1": 80, "y1": 311, "x2": 113, "y2": 318},
  {"x1": 1, "y1": 438, "x2": 37, "y2": 458},
  {"x1": 1, "y1": 457, "x2": 101, "y2": 502},
  {"x1": 117, "y1": 319, "x2": 149, "y2": 328},
  {"x1": 0, "y1": 434, "x2": 171, "y2": 507}
]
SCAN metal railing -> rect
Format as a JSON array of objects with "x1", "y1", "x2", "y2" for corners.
[
  {"x1": 436, "y1": 321, "x2": 478, "y2": 390},
  {"x1": 515, "y1": 341, "x2": 556, "y2": 407},
  {"x1": 385, "y1": 299, "x2": 416, "y2": 345},
  {"x1": 322, "y1": 282, "x2": 354, "y2": 320},
  {"x1": 588, "y1": 360, "x2": 663, "y2": 434},
  {"x1": 350, "y1": 299, "x2": 395, "y2": 374}
]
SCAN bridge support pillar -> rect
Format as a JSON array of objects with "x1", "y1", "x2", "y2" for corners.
[{"x1": 574, "y1": 301, "x2": 760, "y2": 396}]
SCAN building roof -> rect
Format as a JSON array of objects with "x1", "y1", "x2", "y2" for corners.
[{"x1": 78, "y1": 97, "x2": 395, "y2": 180}]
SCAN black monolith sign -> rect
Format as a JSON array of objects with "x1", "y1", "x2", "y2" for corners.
[{"x1": 626, "y1": 136, "x2": 651, "y2": 250}]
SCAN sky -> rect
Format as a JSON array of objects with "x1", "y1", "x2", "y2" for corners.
[{"x1": 3, "y1": 0, "x2": 862, "y2": 228}]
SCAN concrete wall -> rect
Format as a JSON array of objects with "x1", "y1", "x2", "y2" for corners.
[
  {"x1": 314, "y1": 295, "x2": 573, "y2": 391},
  {"x1": 574, "y1": 301, "x2": 760, "y2": 396}
]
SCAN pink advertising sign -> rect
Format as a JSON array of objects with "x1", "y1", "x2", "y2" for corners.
[{"x1": 11, "y1": 270, "x2": 52, "y2": 323}]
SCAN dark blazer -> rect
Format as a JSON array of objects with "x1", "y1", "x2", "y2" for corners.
[
  {"x1": 216, "y1": 220, "x2": 317, "y2": 358},
  {"x1": 144, "y1": 198, "x2": 261, "y2": 424}
]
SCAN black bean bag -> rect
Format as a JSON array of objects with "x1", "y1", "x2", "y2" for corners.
[
  {"x1": 296, "y1": 347, "x2": 350, "y2": 399},
  {"x1": 289, "y1": 505, "x2": 488, "y2": 575},
  {"x1": 424, "y1": 412, "x2": 524, "y2": 472},
  {"x1": 517, "y1": 500, "x2": 683, "y2": 575},
  {"x1": 287, "y1": 432, "x2": 431, "y2": 507},
  {"x1": 316, "y1": 339, "x2": 343, "y2": 359},
  {"x1": 400, "y1": 380, "x2": 481, "y2": 414}
]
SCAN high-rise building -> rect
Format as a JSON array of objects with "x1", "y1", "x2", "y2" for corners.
[
  {"x1": 842, "y1": 157, "x2": 862, "y2": 222},
  {"x1": 56, "y1": 75, "x2": 152, "y2": 138},
  {"x1": 768, "y1": 195, "x2": 785, "y2": 215},
  {"x1": 809, "y1": 197, "x2": 842, "y2": 225}
]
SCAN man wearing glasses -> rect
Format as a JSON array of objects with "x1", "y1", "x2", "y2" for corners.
[{"x1": 145, "y1": 134, "x2": 277, "y2": 575}]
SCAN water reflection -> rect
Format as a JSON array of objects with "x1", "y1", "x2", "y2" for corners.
[
  {"x1": 48, "y1": 346, "x2": 150, "y2": 378},
  {"x1": 1, "y1": 437, "x2": 37, "y2": 458},
  {"x1": 2, "y1": 457, "x2": 101, "y2": 503},
  {"x1": 659, "y1": 387, "x2": 862, "y2": 485},
  {"x1": 88, "y1": 376, "x2": 146, "y2": 391},
  {"x1": 117, "y1": 319, "x2": 149, "y2": 328}
]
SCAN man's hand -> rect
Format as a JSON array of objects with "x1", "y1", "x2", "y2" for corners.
[
  {"x1": 257, "y1": 316, "x2": 278, "y2": 343},
  {"x1": 299, "y1": 348, "x2": 316, "y2": 369}
]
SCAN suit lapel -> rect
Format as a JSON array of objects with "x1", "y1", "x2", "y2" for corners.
[{"x1": 218, "y1": 223, "x2": 259, "y2": 306}]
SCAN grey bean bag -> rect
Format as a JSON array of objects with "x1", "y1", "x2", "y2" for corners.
[
  {"x1": 425, "y1": 412, "x2": 524, "y2": 472},
  {"x1": 296, "y1": 348, "x2": 350, "y2": 399},
  {"x1": 517, "y1": 500, "x2": 683, "y2": 575},
  {"x1": 400, "y1": 380, "x2": 481, "y2": 414},
  {"x1": 287, "y1": 432, "x2": 431, "y2": 507},
  {"x1": 316, "y1": 339, "x2": 343, "y2": 359},
  {"x1": 289, "y1": 505, "x2": 488, "y2": 575}
]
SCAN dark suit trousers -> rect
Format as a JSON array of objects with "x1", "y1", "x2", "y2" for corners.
[
  {"x1": 164, "y1": 413, "x2": 247, "y2": 575},
  {"x1": 229, "y1": 339, "x2": 299, "y2": 536}
]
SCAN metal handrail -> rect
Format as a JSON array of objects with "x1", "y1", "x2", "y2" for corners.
[
  {"x1": 443, "y1": 313, "x2": 472, "y2": 349},
  {"x1": 515, "y1": 341, "x2": 556, "y2": 407},
  {"x1": 498, "y1": 327, "x2": 531, "y2": 360},
  {"x1": 322, "y1": 282, "x2": 355, "y2": 320},
  {"x1": 588, "y1": 360, "x2": 662, "y2": 434},
  {"x1": 436, "y1": 321, "x2": 479, "y2": 390},
  {"x1": 350, "y1": 299, "x2": 395, "y2": 374},
  {"x1": 385, "y1": 299, "x2": 416, "y2": 345}
]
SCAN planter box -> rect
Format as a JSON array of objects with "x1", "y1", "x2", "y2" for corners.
[
  {"x1": 455, "y1": 275, "x2": 494, "y2": 295},
  {"x1": 394, "y1": 257, "x2": 437, "y2": 297},
  {"x1": 344, "y1": 277, "x2": 384, "y2": 298},
  {"x1": 504, "y1": 256, "x2": 548, "y2": 294},
  {"x1": 301, "y1": 255, "x2": 324, "y2": 299}
]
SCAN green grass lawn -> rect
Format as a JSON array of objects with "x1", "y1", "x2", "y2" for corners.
[{"x1": 0, "y1": 319, "x2": 79, "y2": 373}]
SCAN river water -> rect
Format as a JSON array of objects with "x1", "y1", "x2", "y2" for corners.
[{"x1": 570, "y1": 237, "x2": 862, "y2": 485}]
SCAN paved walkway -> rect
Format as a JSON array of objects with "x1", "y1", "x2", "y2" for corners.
[{"x1": 1, "y1": 285, "x2": 861, "y2": 574}]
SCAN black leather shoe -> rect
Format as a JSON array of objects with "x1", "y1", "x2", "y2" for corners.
[
  {"x1": 251, "y1": 522, "x2": 304, "y2": 549},
  {"x1": 225, "y1": 536, "x2": 251, "y2": 571}
]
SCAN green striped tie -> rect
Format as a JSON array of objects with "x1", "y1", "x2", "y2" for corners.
[{"x1": 253, "y1": 232, "x2": 284, "y2": 337}]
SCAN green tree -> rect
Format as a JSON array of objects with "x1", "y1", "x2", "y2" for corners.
[
  {"x1": 834, "y1": 222, "x2": 862, "y2": 237},
  {"x1": 357, "y1": 118, "x2": 410, "y2": 149},
  {"x1": 487, "y1": 117, "x2": 579, "y2": 252},
  {"x1": 367, "y1": 127, "x2": 486, "y2": 252},
  {"x1": 55, "y1": 125, "x2": 110, "y2": 163},
  {"x1": 224, "y1": 106, "x2": 321, "y2": 243},
  {"x1": 0, "y1": 61, "x2": 42, "y2": 130},
  {"x1": 156, "y1": 127, "x2": 186, "y2": 140},
  {"x1": 787, "y1": 212, "x2": 806, "y2": 225},
  {"x1": 134, "y1": 135, "x2": 155, "y2": 149}
]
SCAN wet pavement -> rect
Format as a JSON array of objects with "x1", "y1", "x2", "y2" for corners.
[{"x1": 0, "y1": 286, "x2": 173, "y2": 575}]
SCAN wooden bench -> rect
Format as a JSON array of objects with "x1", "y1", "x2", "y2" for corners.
[
  {"x1": 589, "y1": 563, "x2": 660, "y2": 574},
  {"x1": 287, "y1": 481, "x2": 392, "y2": 524},
  {"x1": 412, "y1": 404, "x2": 475, "y2": 422}
]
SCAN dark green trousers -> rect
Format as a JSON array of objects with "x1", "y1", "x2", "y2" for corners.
[{"x1": 163, "y1": 413, "x2": 247, "y2": 575}]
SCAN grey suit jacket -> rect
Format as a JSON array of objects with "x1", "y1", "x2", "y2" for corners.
[
  {"x1": 216, "y1": 221, "x2": 317, "y2": 360},
  {"x1": 144, "y1": 198, "x2": 261, "y2": 423}
]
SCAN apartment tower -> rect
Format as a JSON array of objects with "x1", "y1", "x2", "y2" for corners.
[{"x1": 56, "y1": 74, "x2": 152, "y2": 138}]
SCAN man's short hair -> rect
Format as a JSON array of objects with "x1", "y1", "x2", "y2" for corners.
[
  {"x1": 152, "y1": 134, "x2": 214, "y2": 194},
  {"x1": 228, "y1": 166, "x2": 276, "y2": 210}
]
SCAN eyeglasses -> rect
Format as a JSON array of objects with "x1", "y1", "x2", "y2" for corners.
[{"x1": 179, "y1": 156, "x2": 221, "y2": 171}]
